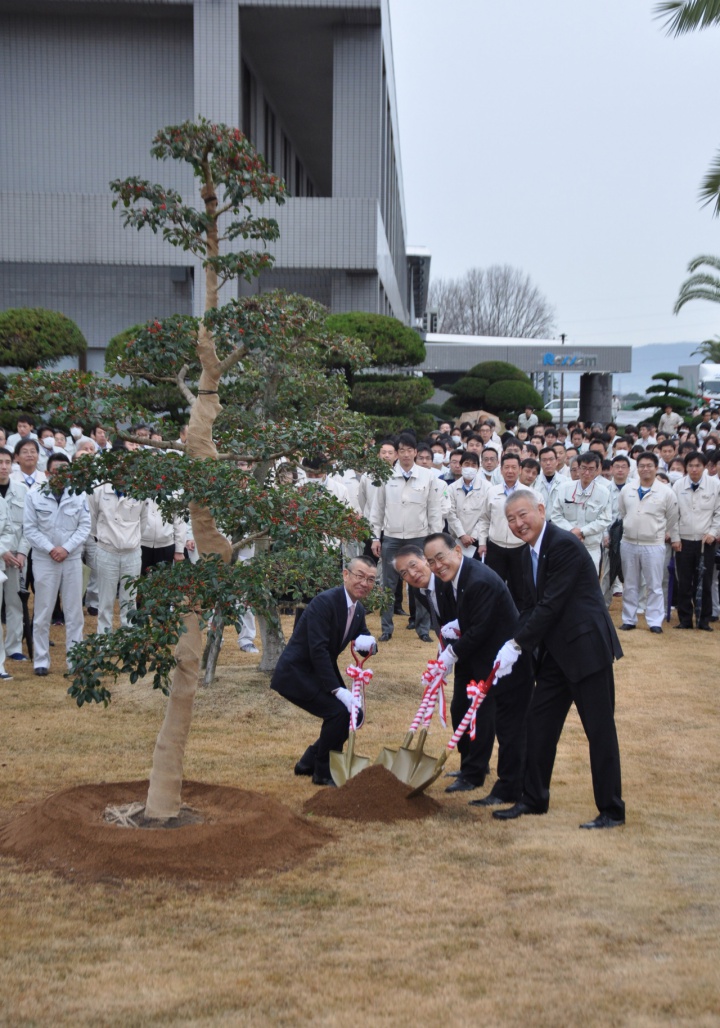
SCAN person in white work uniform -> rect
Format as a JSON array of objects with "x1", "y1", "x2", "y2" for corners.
[
  {"x1": 23, "y1": 453, "x2": 90, "y2": 675},
  {"x1": 0, "y1": 447, "x2": 30, "y2": 663},
  {"x1": 88, "y1": 441, "x2": 149, "y2": 634}
]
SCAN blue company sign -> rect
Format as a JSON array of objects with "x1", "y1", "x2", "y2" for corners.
[{"x1": 542, "y1": 352, "x2": 597, "y2": 369}]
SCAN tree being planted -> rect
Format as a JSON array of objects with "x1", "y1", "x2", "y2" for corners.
[{"x1": 12, "y1": 119, "x2": 382, "y2": 824}]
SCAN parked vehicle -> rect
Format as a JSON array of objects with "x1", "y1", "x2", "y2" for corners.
[
  {"x1": 678, "y1": 363, "x2": 720, "y2": 407},
  {"x1": 543, "y1": 398, "x2": 580, "y2": 422}
]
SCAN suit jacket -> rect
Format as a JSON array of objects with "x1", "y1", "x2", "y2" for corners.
[
  {"x1": 451, "y1": 557, "x2": 527, "y2": 686},
  {"x1": 270, "y1": 586, "x2": 369, "y2": 702},
  {"x1": 415, "y1": 574, "x2": 455, "y2": 639},
  {"x1": 514, "y1": 521, "x2": 622, "y2": 683}
]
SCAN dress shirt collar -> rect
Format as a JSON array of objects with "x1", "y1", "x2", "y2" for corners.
[
  {"x1": 531, "y1": 522, "x2": 547, "y2": 561},
  {"x1": 343, "y1": 587, "x2": 355, "y2": 611}
]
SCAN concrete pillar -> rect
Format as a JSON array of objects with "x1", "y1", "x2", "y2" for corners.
[
  {"x1": 580, "y1": 373, "x2": 612, "y2": 426},
  {"x1": 192, "y1": 0, "x2": 241, "y2": 315},
  {"x1": 332, "y1": 26, "x2": 382, "y2": 198}
]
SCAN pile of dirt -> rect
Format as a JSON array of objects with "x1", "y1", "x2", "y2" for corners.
[
  {"x1": 0, "y1": 780, "x2": 332, "y2": 882},
  {"x1": 304, "y1": 764, "x2": 440, "y2": 822}
]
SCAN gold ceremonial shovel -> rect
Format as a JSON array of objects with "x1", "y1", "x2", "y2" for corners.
[
  {"x1": 375, "y1": 661, "x2": 446, "y2": 780},
  {"x1": 406, "y1": 665, "x2": 498, "y2": 799},
  {"x1": 329, "y1": 646, "x2": 372, "y2": 787}
]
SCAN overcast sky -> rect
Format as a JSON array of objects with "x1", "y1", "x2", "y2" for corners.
[{"x1": 388, "y1": 0, "x2": 720, "y2": 351}]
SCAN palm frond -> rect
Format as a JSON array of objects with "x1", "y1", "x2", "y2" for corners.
[
  {"x1": 699, "y1": 150, "x2": 720, "y2": 216},
  {"x1": 655, "y1": 0, "x2": 720, "y2": 35},
  {"x1": 686, "y1": 254, "x2": 720, "y2": 273}
]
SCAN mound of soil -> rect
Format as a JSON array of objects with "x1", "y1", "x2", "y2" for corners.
[
  {"x1": 0, "y1": 780, "x2": 332, "y2": 883},
  {"x1": 304, "y1": 764, "x2": 440, "y2": 822}
]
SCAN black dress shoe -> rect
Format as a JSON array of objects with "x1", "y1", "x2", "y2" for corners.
[
  {"x1": 294, "y1": 761, "x2": 314, "y2": 776},
  {"x1": 445, "y1": 777, "x2": 481, "y2": 794},
  {"x1": 579, "y1": 813, "x2": 625, "y2": 829},
  {"x1": 649, "y1": 626, "x2": 663, "y2": 634},
  {"x1": 86, "y1": 606, "x2": 98, "y2": 617},
  {"x1": 379, "y1": 633, "x2": 392, "y2": 642},
  {"x1": 311, "y1": 772, "x2": 336, "y2": 787},
  {"x1": 697, "y1": 622, "x2": 713, "y2": 631},
  {"x1": 419, "y1": 634, "x2": 432, "y2": 643},
  {"x1": 619, "y1": 623, "x2": 636, "y2": 631},
  {"x1": 394, "y1": 606, "x2": 407, "y2": 616},
  {"x1": 34, "y1": 668, "x2": 49, "y2": 677},
  {"x1": 674, "y1": 623, "x2": 692, "y2": 629},
  {"x1": 492, "y1": 802, "x2": 543, "y2": 820},
  {"x1": 405, "y1": 619, "x2": 415, "y2": 630},
  {"x1": 468, "y1": 794, "x2": 508, "y2": 807}
]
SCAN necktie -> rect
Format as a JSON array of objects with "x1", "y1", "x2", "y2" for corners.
[
  {"x1": 25, "y1": 476, "x2": 33, "y2": 488},
  {"x1": 638, "y1": 487, "x2": 649, "y2": 500},
  {"x1": 691, "y1": 483, "x2": 699, "y2": 492},
  {"x1": 531, "y1": 548, "x2": 539, "y2": 585},
  {"x1": 344, "y1": 602, "x2": 355, "y2": 640}
]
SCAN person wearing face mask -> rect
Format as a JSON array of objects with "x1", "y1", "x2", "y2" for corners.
[
  {"x1": 446, "y1": 453, "x2": 488, "y2": 558},
  {"x1": 449, "y1": 429, "x2": 464, "y2": 450},
  {"x1": 36, "y1": 425, "x2": 64, "y2": 472}
]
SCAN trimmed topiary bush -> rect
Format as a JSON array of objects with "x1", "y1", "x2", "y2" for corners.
[{"x1": 0, "y1": 308, "x2": 87, "y2": 368}]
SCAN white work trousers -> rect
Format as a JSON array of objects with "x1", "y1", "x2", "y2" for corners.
[
  {"x1": 32, "y1": 552, "x2": 85, "y2": 671},
  {"x1": 3, "y1": 564, "x2": 25, "y2": 656},
  {"x1": 620, "y1": 541, "x2": 665, "y2": 629},
  {"x1": 96, "y1": 546, "x2": 141, "y2": 634},
  {"x1": 237, "y1": 608, "x2": 256, "y2": 647}
]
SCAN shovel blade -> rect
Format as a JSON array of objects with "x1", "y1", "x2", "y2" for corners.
[
  {"x1": 390, "y1": 728, "x2": 430, "y2": 785},
  {"x1": 375, "y1": 731, "x2": 414, "y2": 772},
  {"x1": 406, "y1": 751, "x2": 450, "y2": 798},
  {"x1": 329, "y1": 731, "x2": 370, "y2": 787}
]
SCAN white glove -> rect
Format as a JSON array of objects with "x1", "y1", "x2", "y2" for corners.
[
  {"x1": 440, "y1": 619, "x2": 461, "y2": 641},
  {"x1": 437, "y1": 645, "x2": 457, "y2": 677},
  {"x1": 354, "y1": 634, "x2": 377, "y2": 655},
  {"x1": 334, "y1": 687, "x2": 354, "y2": 713},
  {"x1": 494, "y1": 640, "x2": 521, "y2": 680}
]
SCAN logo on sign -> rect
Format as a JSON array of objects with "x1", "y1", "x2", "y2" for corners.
[{"x1": 542, "y1": 352, "x2": 597, "y2": 368}]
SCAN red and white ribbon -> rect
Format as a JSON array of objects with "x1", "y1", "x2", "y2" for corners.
[
  {"x1": 446, "y1": 663, "x2": 498, "y2": 751},
  {"x1": 418, "y1": 660, "x2": 448, "y2": 728},
  {"x1": 346, "y1": 663, "x2": 373, "y2": 731}
]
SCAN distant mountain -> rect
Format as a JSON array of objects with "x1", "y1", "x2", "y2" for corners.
[{"x1": 616, "y1": 342, "x2": 700, "y2": 396}]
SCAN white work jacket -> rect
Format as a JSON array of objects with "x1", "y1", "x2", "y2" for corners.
[
  {"x1": 24, "y1": 488, "x2": 90, "y2": 558},
  {"x1": 370, "y1": 464, "x2": 443, "y2": 540},
  {"x1": 89, "y1": 484, "x2": 149, "y2": 553},
  {"x1": 0, "y1": 480, "x2": 29, "y2": 555},
  {"x1": 673, "y1": 474, "x2": 720, "y2": 541},
  {"x1": 618, "y1": 480, "x2": 679, "y2": 546},
  {"x1": 549, "y1": 477, "x2": 613, "y2": 551}
]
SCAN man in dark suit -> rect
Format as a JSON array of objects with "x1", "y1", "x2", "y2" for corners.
[
  {"x1": 492, "y1": 489, "x2": 625, "y2": 829},
  {"x1": 270, "y1": 556, "x2": 377, "y2": 786},
  {"x1": 423, "y1": 532, "x2": 534, "y2": 800},
  {"x1": 392, "y1": 543, "x2": 452, "y2": 640}
]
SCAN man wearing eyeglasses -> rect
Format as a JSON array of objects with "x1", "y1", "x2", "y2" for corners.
[{"x1": 270, "y1": 556, "x2": 377, "y2": 786}]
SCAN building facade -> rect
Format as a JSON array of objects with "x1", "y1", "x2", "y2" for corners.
[{"x1": 0, "y1": 0, "x2": 422, "y2": 371}]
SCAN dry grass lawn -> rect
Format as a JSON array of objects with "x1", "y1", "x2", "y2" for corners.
[{"x1": 1, "y1": 601, "x2": 719, "y2": 1027}]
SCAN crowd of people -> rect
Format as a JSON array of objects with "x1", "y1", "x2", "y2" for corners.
[
  {"x1": 3, "y1": 404, "x2": 717, "y2": 824},
  {"x1": 0, "y1": 414, "x2": 191, "y2": 679},
  {"x1": 270, "y1": 403, "x2": 719, "y2": 827}
]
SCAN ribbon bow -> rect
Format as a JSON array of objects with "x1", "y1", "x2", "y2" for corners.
[
  {"x1": 419, "y1": 660, "x2": 448, "y2": 727},
  {"x1": 465, "y1": 679, "x2": 491, "y2": 740},
  {"x1": 345, "y1": 664, "x2": 373, "y2": 731}
]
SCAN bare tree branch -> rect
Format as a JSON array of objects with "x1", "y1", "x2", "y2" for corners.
[{"x1": 428, "y1": 265, "x2": 556, "y2": 338}]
